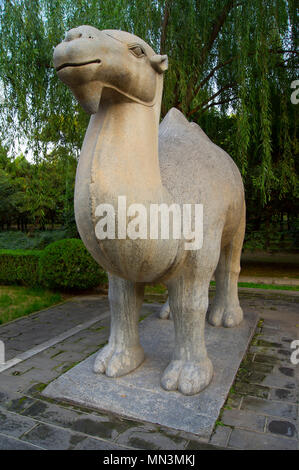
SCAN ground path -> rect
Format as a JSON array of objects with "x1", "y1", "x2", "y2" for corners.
[{"x1": 0, "y1": 289, "x2": 298, "y2": 450}]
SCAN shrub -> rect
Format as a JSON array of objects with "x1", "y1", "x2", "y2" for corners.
[
  {"x1": 39, "y1": 238, "x2": 107, "y2": 290},
  {"x1": 0, "y1": 230, "x2": 68, "y2": 250},
  {"x1": 0, "y1": 249, "x2": 42, "y2": 286}
]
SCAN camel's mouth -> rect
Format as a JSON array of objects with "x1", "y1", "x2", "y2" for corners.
[{"x1": 56, "y1": 59, "x2": 102, "y2": 72}]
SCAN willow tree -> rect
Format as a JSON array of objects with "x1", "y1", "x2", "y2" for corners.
[{"x1": 0, "y1": 0, "x2": 297, "y2": 209}]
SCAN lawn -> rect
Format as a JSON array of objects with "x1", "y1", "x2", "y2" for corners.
[
  {"x1": 0, "y1": 280, "x2": 297, "y2": 327},
  {"x1": 145, "y1": 282, "x2": 298, "y2": 295},
  {"x1": 0, "y1": 285, "x2": 62, "y2": 325}
]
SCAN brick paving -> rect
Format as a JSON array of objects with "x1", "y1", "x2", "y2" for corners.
[{"x1": 0, "y1": 290, "x2": 298, "y2": 450}]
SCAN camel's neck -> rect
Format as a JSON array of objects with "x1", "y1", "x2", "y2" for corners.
[
  {"x1": 75, "y1": 89, "x2": 183, "y2": 282},
  {"x1": 90, "y1": 97, "x2": 163, "y2": 200}
]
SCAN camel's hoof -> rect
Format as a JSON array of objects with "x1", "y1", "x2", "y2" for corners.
[
  {"x1": 93, "y1": 343, "x2": 145, "y2": 377},
  {"x1": 159, "y1": 300, "x2": 171, "y2": 320},
  {"x1": 208, "y1": 304, "x2": 243, "y2": 328},
  {"x1": 161, "y1": 357, "x2": 213, "y2": 395}
]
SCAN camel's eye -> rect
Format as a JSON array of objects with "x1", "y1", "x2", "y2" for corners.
[{"x1": 129, "y1": 45, "x2": 145, "y2": 58}]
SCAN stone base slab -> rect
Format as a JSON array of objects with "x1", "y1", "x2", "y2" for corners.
[{"x1": 43, "y1": 309, "x2": 258, "y2": 439}]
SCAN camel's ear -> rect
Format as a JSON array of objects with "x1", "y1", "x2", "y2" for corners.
[{"x1": 150, "y1": 54, "x2": 168, "y2": 74}]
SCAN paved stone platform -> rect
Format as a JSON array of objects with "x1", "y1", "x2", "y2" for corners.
[
  {"x1": 43, "y1": 311, "x2": 258, "y2": 439},
  {"x1": 0, "y1": 291, "x2": 298, "y2": 450}
]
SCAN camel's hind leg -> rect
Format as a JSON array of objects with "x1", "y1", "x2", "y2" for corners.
[{"x1": 208, "y1": 206, "x2": 245, "y2": 328}]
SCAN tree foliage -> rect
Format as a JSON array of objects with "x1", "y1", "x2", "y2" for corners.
[
  {"x1": 0, "y1": 0, "x2": 298, "y2": 245},
  {"x1": 0, "y1": 144, "x2": 77, "y2": 231}
]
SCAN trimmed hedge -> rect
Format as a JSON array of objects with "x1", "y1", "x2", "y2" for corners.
[
  {"x1": 0, "y1": 239, "x2": 108, "y2": 290},
  {"x1": 0, "y1": 249, "x2": 42, "y2": 286},
  {"x1": 39, "y1": 239, "x2": 107, "y2": 290}
]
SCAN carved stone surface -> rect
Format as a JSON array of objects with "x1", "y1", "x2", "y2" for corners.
[
  {"x1": 53, "y1": 26, "x2": 246, "y2": 395},
  {"x1": 43, "y1": 310, "x2": 258, "y2": 437}
]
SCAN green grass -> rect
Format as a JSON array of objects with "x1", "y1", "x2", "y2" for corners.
[
  {"x1": 237, "y1": 281, "x2": 298, "y2": 291},
  {"x1": 0, "y1": 285, "x2": 62, "y2": 325},
  {"x1": 145, "y1": 281, "x2": 298, "y2": 295},
  {"x1": 145, "y1": 284, "x2": 167, "y2": 295},
  {"x1": 210, "y1": 281, "x2": 298, "y2": 291}
]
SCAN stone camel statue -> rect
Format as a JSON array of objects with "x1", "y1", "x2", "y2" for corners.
[{"x1": 53, "y1": 26, "x2": 245, "y2": 396}]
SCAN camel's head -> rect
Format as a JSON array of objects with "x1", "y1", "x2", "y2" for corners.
[{"x1": 53, "y1": 25, "x2": 168, "y2": 114}]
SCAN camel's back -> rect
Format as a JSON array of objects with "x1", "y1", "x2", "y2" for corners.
[{"x1": 158, "y1": 108, "x2": 244, "y2": 214}]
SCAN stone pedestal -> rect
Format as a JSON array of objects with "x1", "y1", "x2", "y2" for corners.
[{"x1": 43, "y1": 308, "x2": 258, "y2": 439}]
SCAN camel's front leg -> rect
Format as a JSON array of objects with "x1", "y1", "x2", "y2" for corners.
[
  {"x1": 162, "y1": 273, "x2": 213, "y2": 395},
  {"x1": 94, "y1": 273, "x2": 145, "y2": 377}
]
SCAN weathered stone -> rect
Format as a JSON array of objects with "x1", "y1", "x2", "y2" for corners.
[
  {"x1": 43, "y1": 311, "x2": 258, "y2": 439},
  {"x1": 21, "y1": 422, "x2": 87, "y2": 450},
  {"x1": 246, "y1": 362, "x2": 274, "y2": 374},
  {"x1": 269, "y1": 387, "x2": 298, "y2": 403},
  {"x1": 23, "y1": 400, "x2": 83, "y2": 428},
  {"x1": 0, "y1": 408, "x2": 36, "y2": 438},
  {"x1": 254, "y1": 354, "x2": 278, "y2": 365},
  {"x1": 267, "y1": 419, "x2": 297, "y2": 438},
  {"x1": 262, "y1": 321, "x2": 281, "y2": 331},
  {"x1": 210, "y1": 425, "x2": 232, "y2": 447},
  {"x1": 241, "y1": 396, "x2": 298, "y2": 420},
  {"x1": 279, "y1": 367, "x2": 295, "y2": 377},
  {"x1": 0, "y1": 299, "x2": 110, "y2": 367},
  {"x1": 262, "y1": 366, "x2": 296, "y2": 389},
  {"x1": 6, "y1": 395, "x2": 37, "y2": 414},
  {"x1": 186, "y1": 440, "x2": 227, "y2": 450},
  {"x1": 225, "y1": 393, "x2": 243, "y2": 409},
  {"x1": 222, "y1": 409, "x2": 266, "y2": 432},
  {"x1": 53, "y1": 25, "x2": 246, "y2": 396},
  {"x1": 71, "y1": 415, "x2": 129, "y2": 440},
  {"x1": 116, "y1": 426, "x2": 187, "y2": 450},
  {"x1": 26, "y1": 383, "x2": 48, "y2": 396},
  {"x1": 234, "y1": 382, "x2": 270, "y2": 399},
  {"x1": 228, "y1": 428, "x2": 297, "y2": 450},
  {"x1": 245, "y1": 371, "x2": 268, "y2": 384},
  {"x1": 73, "y1": 436, "x2": 129, "y2": 450},
  {"x1": 281, "y1": 337, "x2": 293, "y2": 344},
  {"x1": 256, "y1": 339, "x2": 282, "y2": 348},
  {"x1": 0, "y1": 434, "x2": 44, "y2": 450}
]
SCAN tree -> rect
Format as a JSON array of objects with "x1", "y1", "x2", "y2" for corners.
[
  {"x1": 0, "y1": 168, "x2": 25, "y2": 229},
  {"x1": 0, "y1": 1, "x2": 297, "y2": 242},
  {"x1": 0, "y1": 144, "x2": 10, "y2": 169},
  {"x1": 0, "y1": 148, "x2": 77, "y2": 231}
]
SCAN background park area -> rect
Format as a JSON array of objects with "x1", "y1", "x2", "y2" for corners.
[{"x1": 0, "y1": 0, "x2": 298, "y2": 452}]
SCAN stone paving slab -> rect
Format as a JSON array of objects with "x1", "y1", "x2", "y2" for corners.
[
  {"x1": 0, "y1": 293, "x2": 298, "y2": 450},
  {"x1": 241, "y1": 396, "x2": 298, "y2": 420},
  {"x1": 228, "y1": 427, "x2": 298, "y2": 450},
  {"x1": 43, "y1": 311, "x2": 258, "y2": 439},
  {"x1": 0, "y1": 297, "x2": 109, "y2": 361},
  {"x1": 222, "y1": 409, "x2": 266, "y2": 432},
  {"x1": 21, "y1": 422, "x2": 128, "y2": 450},
  {"x1": 0, "y1": 433, "x2": 44, "y2": 450},
  {"x1": 0, "y1": 408, "x2": 37, "y2": 438}
]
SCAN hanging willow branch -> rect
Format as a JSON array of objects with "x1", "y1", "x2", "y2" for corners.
[{"x1": 0, "y1": 0, "x2": 297, "y2": 204}]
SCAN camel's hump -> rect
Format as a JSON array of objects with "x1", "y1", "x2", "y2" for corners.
[{"x1": 159, "y1": 108, "x2": 211, "y2": 143}]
